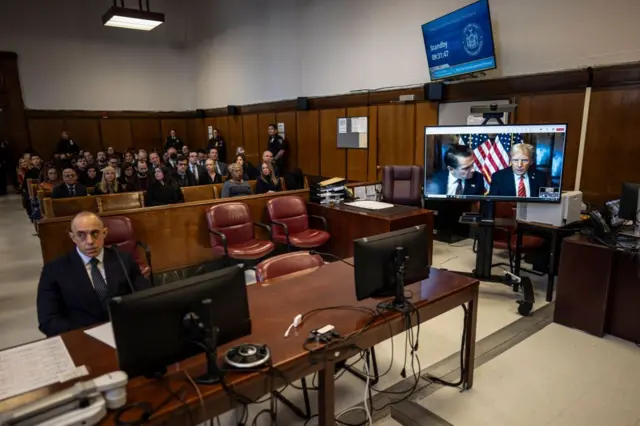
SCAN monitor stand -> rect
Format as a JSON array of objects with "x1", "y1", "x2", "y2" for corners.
[
  {"x1": 377, "y1": 247, "x2": 412, "y2": 313},
  {"x1": 183, "y1": 299, "x2": 224, "y2": 385}
]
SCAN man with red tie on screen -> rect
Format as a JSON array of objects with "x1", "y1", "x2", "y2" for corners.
[{"x1": 489, "y1": 143, "x2": 548, "y2": 198}]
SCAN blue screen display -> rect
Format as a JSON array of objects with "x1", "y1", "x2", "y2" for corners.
[{"x1": 422, "y1": 0, "x2": 496, "y2": 80}]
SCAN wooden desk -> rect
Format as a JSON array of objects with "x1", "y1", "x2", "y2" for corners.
[
  {"x1": 307, "y1": 203, "x2": 434, "y2": 263},
  {"x1": 0, "y1": 263, "x2": 478, "y2": 426},
  {"x1": 554, "y1": 235, "x2": 640, "y2": 342}
]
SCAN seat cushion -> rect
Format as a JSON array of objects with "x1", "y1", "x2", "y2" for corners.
[
  {"x1": 216, "y1": 239, "x2": 275, "y2": 260},
  {"x1": 289, "y1": 229, "x2": 330, "y2": 248},
  {"x1": 256, "y1": 252, "x2": 324, "y2": 283}
]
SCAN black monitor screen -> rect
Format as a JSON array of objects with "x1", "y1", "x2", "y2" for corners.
[{"x1": 423, "y1": 124, "x2": 567, "y2": 203}]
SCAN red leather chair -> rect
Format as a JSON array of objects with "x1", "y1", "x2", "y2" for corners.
[
  {"x1": 266, "y1": 196, "x2": 330, "y2": 250},
  {"x1": 255, "y1": 251, "x2": 324, "y2": 283},
  {"x1": 103, "y1": 216, "x2": 153, "y2": 284},
  {"x1": 206, "y1": 202, "x2": 275, "y2": 262},
  {"x1": 382, "y1": 165, "x2": 424, "y2": 207}
]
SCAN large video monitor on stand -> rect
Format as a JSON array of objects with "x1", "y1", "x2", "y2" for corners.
[{"x1": 423, "y1": 123, "x2": 568, "y2": 312}]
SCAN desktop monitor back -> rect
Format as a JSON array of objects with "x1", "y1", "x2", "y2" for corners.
[
  {"x1": 109, "y1": 265, "x2": 250, "y2": 378},
  {"x1": 619, "y1": 182, "x2": 640, "y2": 222},
  {"x1": 353, "y1": 225, "x2": 430, "y2": 301},
  {"x1": 423, "y1": 124, "x2": 568, "y2": 203}
]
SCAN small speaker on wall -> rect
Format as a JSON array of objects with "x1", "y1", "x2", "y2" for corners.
[
  {"x1": 424, "y1": 82, "x2": 444, "y2": 101},
  {"x1": 196, "y1": 109, "x2": 205, "y2": 118},
  {"x1": 227, "y1": 105, "x2": 239, "y2": 115},
  {"x1": 297, "y1": 97, "x2": 309, "y2": 110}
]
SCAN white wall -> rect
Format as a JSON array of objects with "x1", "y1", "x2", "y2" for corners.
[
  {"x1": 194, "y1": 0, "x2": 640, "y2": 108},
  {"x1": 0, "y1": 0, "x2": 197, "y2": 111}
]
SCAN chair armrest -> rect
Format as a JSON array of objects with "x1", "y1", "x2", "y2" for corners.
[
  {"x1": 308, "y1": 214, "x2": 328, "y2": 231},
  {"x1": 270, "y1": 220, "x2": 290, "y2": 244},
  {"x1": 136, "y1": 240, "x2": 154, "y2": 287},
  {"x1": 253, "y1": 222, "x2": 273, "y2": 239},
  {"x1": 208, "y1": 229, "x2": 229, "y2": 256}
]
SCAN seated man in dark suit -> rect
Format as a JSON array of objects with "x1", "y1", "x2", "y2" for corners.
[
  {"x1": 489, "y1": 143, "x2": 548, "y2": 198},
  {"x1": 172, "y1": 155, "x2": 196, "y2": 187},
  {"x1": 187, "y1": 150, "x2": 207, "y2": 185},
  {"x1": 51, "y1": 168, "x2": 88, "y2": 198},
  {"x1": 429, "y1": 144, "x2": 485, "y2": 196},
  {"x1": 37, "y1": 211, "x2": 151, "y2": 337}
]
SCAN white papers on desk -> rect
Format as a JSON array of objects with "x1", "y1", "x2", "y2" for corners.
[
  {"x1": 354, "y1": 186, "x2": 366, "y2": 200},
  {"x1": 345, "y1": 200, "x2": 394, "y2": 210},
  {"x1": 0, "y1": 336, "x2": 78, "y2": 401},
  {"x1": 84, "y1": 322, "x2": 116, "y2": 349}
]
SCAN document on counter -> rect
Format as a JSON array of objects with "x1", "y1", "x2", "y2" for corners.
[
  {"x1": 84, "y1": 322, "x2": 116, "y2": 349},
  {"x1": 0, "y1": 336, "x2": 78, "y2": 401}
]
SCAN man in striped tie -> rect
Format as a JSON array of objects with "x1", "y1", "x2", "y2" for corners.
[
  {"x1": 488, "y1": 143, "x2": 549, "y2": 199},
  {"x1": 37, "y1": 211, "x2": 150, "y2": 337}
]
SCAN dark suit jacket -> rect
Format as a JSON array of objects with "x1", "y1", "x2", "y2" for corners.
[
  {"x1": 187, "y1": 164, "x2": 207, "y2": 185},
  {"x1": 172, "y1": 171, "x2": 196, "y2": 187},
  {"x1": 37, "y1": 247, "x2": 151, "y2": 337},
  {"x1": 202, "y1": 172, "x2": 223, "y2": 185},
  {"x1": 57, "y1": 139, "x2": 80, "y2": 154},
  {"x1": 51, "y1": 182, "x2": 88, "y2": 199},
  {"x1": 489, "y1": 167, "x2": 549, "y2": 198},
  {"x1": 431, "y1": 170, "x2": 485, "y2": 196}
]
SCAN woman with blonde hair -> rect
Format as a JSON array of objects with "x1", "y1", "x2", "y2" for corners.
[
  {"x1": 95, "y1": 165, "x2": 122, "y2": 194},
  {"x1": 255, "y1": 161, "x2": 280, "y2": 194}
]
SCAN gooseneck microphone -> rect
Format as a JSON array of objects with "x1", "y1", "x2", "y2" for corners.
[
  {"x1": 110, "y1": 245, "x2": 135, "y2": 294},
  {"x1": 309, "y1": 250, "x2": 354, "y2": 267}
]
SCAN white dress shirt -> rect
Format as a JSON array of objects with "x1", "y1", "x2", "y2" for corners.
[
  {"x1": 446, "y1": 172, "x2": 464, "y2": 196},
  {"x1": 513, "y1": 172, "x2": 531, "y2": 197},
  {"x1": 76, "y1": 247, "x2": 106, "y2": 290}
]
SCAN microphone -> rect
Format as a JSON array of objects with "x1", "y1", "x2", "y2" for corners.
[
  {"x1": 110, "y1": 245, "x2": 135, "y2": 294},
  {"x1": 309, "y1": 250, "x2": 354, "y2": 267}
]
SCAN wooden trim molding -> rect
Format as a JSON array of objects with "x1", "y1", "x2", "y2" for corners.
[
  {"x1": 592, "y1": 62, "x2": 640, "y2": 88},
  {"x1": 25, "y1": 110, "x2": 198, "y2": 119}
]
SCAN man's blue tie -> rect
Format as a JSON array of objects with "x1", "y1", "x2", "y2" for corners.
[{"x1": 90, "y1": 258, "x2": 109, "y2": 305}]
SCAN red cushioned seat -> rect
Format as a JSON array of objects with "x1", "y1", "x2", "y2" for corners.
[
  {"x1": 266, "y1": 195, "x2": 330, "y2": 250},
  {"x1": 206, "y1": 202, "x2": 275, "y2": 261},
  {"x1": 256, "y1": 251, "x2": 324, "y2": 283},
  {"x1": 103, "y1": 216, "x2": 152, "y2": 281}
]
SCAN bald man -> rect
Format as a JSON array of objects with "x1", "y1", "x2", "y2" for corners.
[{"x1": 37, "y1": 212, "x2": 150, "y2": 337}]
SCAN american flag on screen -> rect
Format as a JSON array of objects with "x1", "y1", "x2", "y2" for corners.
[{"x1": 459, "y1": 133, "x2": 523, "y2": 191}]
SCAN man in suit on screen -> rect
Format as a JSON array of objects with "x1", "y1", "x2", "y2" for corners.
[
  {"x1": 489, "y1": 143, "x2": 548, "y2": 198},
  {"x1": 429, "y1": 144, "x2": 485, "y2": 196}
]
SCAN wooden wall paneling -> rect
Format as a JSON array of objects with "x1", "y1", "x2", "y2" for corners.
[
  {"x1": 581, "y1": 86, "x2": 640, "y2": 206},
  {"x1": 100, "y1": 119, "x2": 132, "y2": 154},
  {"x1": 160, "y1": 119, "x2": 188, "y2": 144},
  {"x1": 377, "y1": 104, "x2": 416, "y2": 167},
  {"x1": 130, "y1": 119, "x2": 161, "y2": 153},
  {"x1": 516, "y1": 91, "x2": 585, "y2": 191},
  {"x1": 319, "y1": 108, "x2": 347, "y2": 178},
  {"x1": 345, "y1": 107, "x2": 369, "y2": 182},
  {"x1": 276, "y1": 111, "x2": 297, "y2": 171},
  {"x1": 28, "y1": 119, "x2": 64, "y2": 160},
  {"x1": 414, "y1": 102, "x2": 439, "y2": 172},
  {"x1": 64, "y1": 119, "x2": 102, "y2": 155},
  {"x1": 187, "y1": 118, "x2": 206, "y2": 150},
  {"x1": 242, "y1": 115, "x2": 260, "y2": 164},
  {"x1": 227, "y1": 116, "x2": 243, "y2": 163},
  {"x1": 296, "y1": 110, "x2": 320, "y2": 175},
  {"x1": 258, "y1": 113, "x2": 276, "y2": 156},
  {"x1": 367, "y1": 106, "x2": 379, "y2": 181}
]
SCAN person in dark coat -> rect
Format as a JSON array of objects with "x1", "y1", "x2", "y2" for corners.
[
  {"x1": 255, "y1": 162, "x2": 281, "y2": 194},
  {"x1": 489, "y1": 143, "x2": 549, "y2": 198},
  {"x1": 427, "y1": 144, "x2": 485, "y2": 197},
  {"x1": 51, "y1": 168, "x2": 88, "y2": 198},
  {"x1": 56, "y1": 130, "x2": 80, "y2": 155},
  {"x1": 146, "y1": 166, "x2": 184, "y2": 206}
]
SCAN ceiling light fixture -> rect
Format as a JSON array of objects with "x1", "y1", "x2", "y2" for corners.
[{"x1": 102, "y1": 0, "x2": 165, "y2": 31}]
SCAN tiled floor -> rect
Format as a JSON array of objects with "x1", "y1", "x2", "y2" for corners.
[{"x1": 3, "y1": 194, "x2": 636, "y2": 426}]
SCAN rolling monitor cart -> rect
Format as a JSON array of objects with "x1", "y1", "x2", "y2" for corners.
[
  {"x1": 423, "y1": 119, "x2": 569, "y2": 315},
  {"x1": 353, "y1": 225, "x2": 430, "y2": 312},
  {"x1": 109, "y1": 265, "x2": 251, "y2": 384}
]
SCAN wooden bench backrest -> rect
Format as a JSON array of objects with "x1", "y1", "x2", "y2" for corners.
[
  {"x1": 43, "y1": 196, "x2": 99, "y2": 218},
  {"x1": 97, "y1": 192, "x2": 145, "y2": 213},
  {"x1": 181, "y1": 185, "x2": 216, "y2": 203},
  {"x1": 26, "y1": 179, "x2": 40, "y2": 198}
]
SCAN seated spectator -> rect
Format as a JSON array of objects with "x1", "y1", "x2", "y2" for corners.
[
  {"x1": 172, "y1": 155, "x2": 195, "y2": 188},
  {"x1": 146, "y1": 166, "x2": 184, "y2": 206},
  {"x1": 36, "y1": 211, "x2": 150, "y2": 337},
  {"x1": 255, "y1": 162, "x2": 281, "y2": 194},
  {"x1": 96, "y1": 151, "x2": 108, "y2": 170},
  {"x1": 123, "y1": 151, "x2": 135, "y2": 165},
  {"x1": 221, "y1": 163, "x2": 252, "y2": 198},
  {"x1": 95, "y1": 166, "x2": 123, "y2": 195},
  {"x1": 106, "y1": 146, "x2": 116, "y2": 157},
  {"x1": 39, "y1": 165, "x2": 62, "y2": 191},
  {"x1": 284, "y1": 168, "x2": 305, "y2": 190},
  {"x1": 129, "y1": 160, "x2": 152, "y2": 191},
  {"x1": 233, "y1": 154, "x2": 250, "y2": 181},
  {"x1": 208, "y1": 148, "x2": 228, "y2": 176},
  {"x1": 203, "y1": 158, "x2": 223, "y2": 184},
  {"x1": 117, "y1": 162, "x2": 137, "y2": 191},
  {"x1": 149, "y1": 151, "x2": 162, "y2": 172},
  {"x1": 187, "y1": 150, "x2": 207, "y2": 185},
  {"x1": 83, "y1": 151, "x2": 94, "y2": 166},
  {"x1": 75, "y1": 157, "x2": 89, "y2": 185},
  {"x1": 85, "y1": 165, "x2": 101, "y2": 187},
  {"x1": 197, "y1": 149, "x2": 207, "y2": 167},
  {"x1": 181, "y1": 145, "x2": 189, "y2": 156},
  {"x1": 166, "y1": 147, "x2": 178, "y2": 169},
  {"x1": 16, "y1": 158, "x2": 30, "y2": 191},
  {"x1": 107, "y1": 156, "x2": 121, "y2": 177},
  {"x1": 235, "y1": 152, "x2": 259, "y2": 180},
  {"x1": 262, "y1": 150, "x2": 279, "y2": 177},
  {"x1": 137, "y1": 149, "x2": 148, "y2": 163},
  {"x1": 52, "y1": 168, "x2": 88, "y2": 198}
]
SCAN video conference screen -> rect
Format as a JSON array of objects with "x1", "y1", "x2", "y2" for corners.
[{"x1": 423, "y1": 124, "x2": 567, "y2": 202}]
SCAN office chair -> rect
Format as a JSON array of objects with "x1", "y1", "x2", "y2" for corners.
[{"x1": 382, "y1": 165, "x2": 424, "y2": 207}]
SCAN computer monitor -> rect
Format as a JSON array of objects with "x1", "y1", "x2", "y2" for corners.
[
  {"x1": 424, "y1": 124, "x2": 568, "y2": 203},
  {"x1": 353, "y1": 225, "x2": 430, "y2": 310},
  {"x1": 109, "y1": 265, "x2": 251, "y2": 381},
  {"x1": 619, "y1": 182, "x2": 640, "y2": 222}
]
